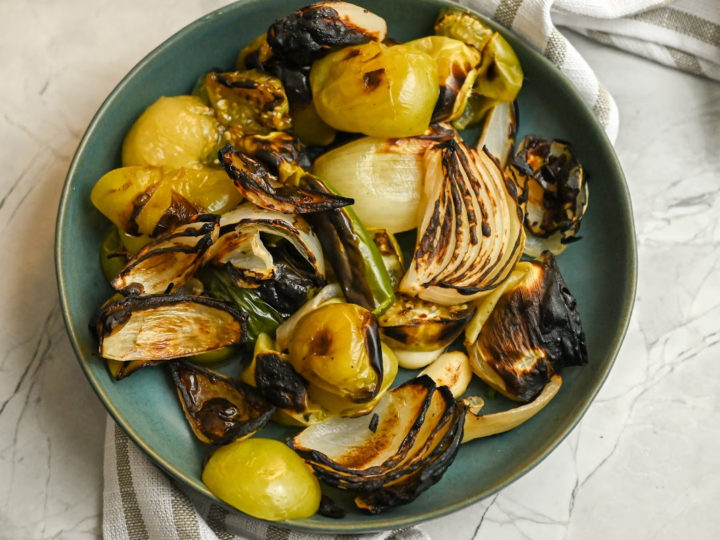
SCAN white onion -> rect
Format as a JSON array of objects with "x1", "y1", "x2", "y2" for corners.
[{"x1": 312, "y1": 136, "x2": 433, "y2": 233}]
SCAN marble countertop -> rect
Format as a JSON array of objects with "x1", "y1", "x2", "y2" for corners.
[{"x1": 1, "y1": 1, "x2": 718, "y2": 538}]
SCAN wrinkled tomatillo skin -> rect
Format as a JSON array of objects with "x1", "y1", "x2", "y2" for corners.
[
  {"x1": 310, "y1": 41, "x2": 439, "y2": 138},
  {"x1": 289, "y1": 302, "x2": 383, "y2": 403}
]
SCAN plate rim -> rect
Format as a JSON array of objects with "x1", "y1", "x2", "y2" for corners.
[{"x1": 55, "y1": 0, "x2": 638, "y2": 532}]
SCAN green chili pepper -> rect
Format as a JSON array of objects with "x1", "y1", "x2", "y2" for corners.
[
  {"x1": 300, "y1": 172, "x2": 395, "y2": 316},
  {"x1": 199, "y1": 267, "x2": 284, "y2": 343}
]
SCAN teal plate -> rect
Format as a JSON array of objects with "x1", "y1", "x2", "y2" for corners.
[{"x1": 55, "y1": 0, "x2": 636, "y2": 533}]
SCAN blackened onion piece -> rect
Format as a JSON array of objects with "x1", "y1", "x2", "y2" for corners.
[
  {"x1": 170, "y1": 361, "x2": 274, "y2": 445},
  {"x1": 254, "y1": 352, "x2": 308, "y2": 412},
  {"x1": 96, "y1": 295, "x2": 247, "y2": 361},
  {"x1": 399, "y1": 138, "x2": 525, "y2": 305},
  {"x1": 218, "y1": 144, "x2": 352, "y2": 213},
  {"x1": 507, "y1": 135, "x2": 587, "y2": 256},
  {"x1": 267, "y1": 2, "x2": 387, "y2": 68},
  {"x1": 215, "y1": 201, "x2": 326, "y2": 283},
  {"x1": 468, "y1": 252, "x2": 587, "y2": 402},
  {"x1": 112, "y1": 214, "x2": 219, "y2": 295}
]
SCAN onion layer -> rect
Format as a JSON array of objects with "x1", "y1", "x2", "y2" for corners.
[{"x1": 399, "y1": 138, "x2": 525, "y2": 305}]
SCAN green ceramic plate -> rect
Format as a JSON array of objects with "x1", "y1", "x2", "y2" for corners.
[{"x1": 55, "y1": 0, "x2": 636, "y2": 533}]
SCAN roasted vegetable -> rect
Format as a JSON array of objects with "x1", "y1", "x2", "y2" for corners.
[
  {"x1": 203, "y1": 70, "x2": 291, "y2": 134},
  {"x1": 111, "y1": 215, "x2": 218, "y2": 295},
  {"x1": 289, "y1": 302, "x2": 383, "y2": 403},
  {"x1": 202, "y1": 438, "x2": 321, "y2": 520},
  {"x1": 239, "y1": 32, "x2": 314, "y2": 107},
  {"x1": 244, "y1": 334, "x2": 308, "y2": 411},
  {"x1": 310, "y1": 41, "x2": 439, "y2": 137},
  {"x1": 267, "y1": 1, "x2": 387, "y2": 68},
  {"x1": 462, "y1": 374, "x2": 562, "y2": 442},
  {"x1": 311, "y1": 126, "x2": 454, "y2": 233},
  {"x1": 199, "y1": 267, "x2": 283, "y2": 343},
  {"x1": 379, "y1": 294, "x2": 475, "y2": 353},
  {"x1": 418, "y1": 351, "x2": 472, "y2": 398},
  {"x1": 466, "y1": 252, "x2": 587, "y2": 402},
  {"x1": 476, "y1": 100, "x2": 518, "y2": 169},
  {"x1": 370, "y1": 229, "x2": 405, "y2": 289},
  {"x1": 507, "y1": 135, "x2": 588, "y2": 256},
  {"x1": 290, "y1": 376, "x2": 465, "y2": 513},
  {"x1": 218, "y1": 144, "x2": 352, "y2": 213},
  {"x1": 434, "y1": 10, "x2": 522, "y2": 128},
  {"x1": 90, "y1": 165, "x2": 241, "y2": 236},
  {"x1": 216, "y1": 201, "x2": 325, "y2": 280},
  {"x1": 452, "y1": 94, "x2": 498, "y2": 131},
  {"x1": 307, "y1": 341, "x2": 398, "y2": 417},
  {"x1": 405, "y1": 36, "x2": 481, "y2": 122},
  {"x1": 434, "y1": 8, "x2": 493, "y2": 52},
  {"x1": 96, "y1": 295, "x2": 246, "y2": 361},
  {"x1": 474, "y1": 32, "x2": 523, "y2": 103},
  {"x1": 275, "y1": 283, "x2": 343, "y2": 351},
  {"x1": 122, "y1": 96, "x2": 221, "y2": 168},
  {"x1": 301, "y1": 174, "x2": 395, "y2": 315},
  {"x1": 290, "y1": 101, "x2": 337, "y2": 147},
  {"x1": 399, "y1": 138, "x2": 525, "y2": 305},
  {"x1": 171, "y1": 361, "x2": 273, "y2": 444},
  {"x1": 223, "y1": 131, "x2": 311, "y2": 178}
]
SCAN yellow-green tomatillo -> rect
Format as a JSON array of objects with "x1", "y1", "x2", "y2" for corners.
[
  {"x1": 202, "y1": 438, "x2": 321, "y2": 521},
  {"x1": 310, "y1": 41, "x2": 439, "y2": 138}
]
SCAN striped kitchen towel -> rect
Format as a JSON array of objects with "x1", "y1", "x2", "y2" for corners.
[
  {"x1": 458, "y1": 0, "x2": 720, "y2": 143},
  {"x1": 104, "y1": 420, "x2": 429, "y2": 540}
]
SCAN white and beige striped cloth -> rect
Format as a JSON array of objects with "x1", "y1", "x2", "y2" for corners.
[{"x1": 104, "y1": 1, "x2": 720, "y2": 538}]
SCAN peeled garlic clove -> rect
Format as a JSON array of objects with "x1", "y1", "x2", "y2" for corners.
[{"x1": 419, "y1": 350, "x2": 472, "y2": 398}]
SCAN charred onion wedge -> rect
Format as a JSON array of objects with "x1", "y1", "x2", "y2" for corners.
[
  {"x1": 466, "y1": 252, "x2": 587, "y2": 402},
  {"x1": 112, "y1": 214, "x2": 219, "y2": 295},
  {"x1": 507, "y1": 135, "x2": 588, "y2": 256},
  {"x1": 242, "y1": 334, "x2": 331, "y2": 426},
  {"x1": 476, "y1": 100, "x2": 518, "y2": 169},
  {"x1": 218, "y1": 144, "x2": 352, "y2": 213},
  {"x1": 212, "y1": 201, "x2": 325, "y2": 286},
  {"x1": 289, "y1": 376, "x2": 465, "y2": 513},
  {"x1": 96, "y1": 295, "x2": 247, "y2": 361},
  {"x1": 399, "y1": 138, "x2": 525, "y2": 305},
  {"x1": 170, "y1": 361, "x2": 274, "y2": 445}
]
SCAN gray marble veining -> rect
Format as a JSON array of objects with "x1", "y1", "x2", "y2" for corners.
[{"x1": 1, "y1": 1, "x2": 718, "y2": 539}]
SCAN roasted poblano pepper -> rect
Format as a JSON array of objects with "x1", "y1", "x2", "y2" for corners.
[
  {"x1": 199, "y1": 267, "x2": 284, "y2": 342},
  {"x1": 299, "y1": 172, "x2": 395, "y2": 316}
]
